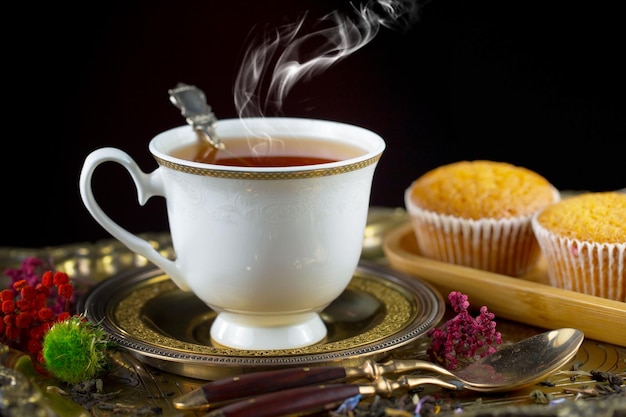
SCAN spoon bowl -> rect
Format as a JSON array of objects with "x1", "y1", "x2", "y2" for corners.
[{"x1": 402, "y1": 327, "x2": 585, "y2": 392}]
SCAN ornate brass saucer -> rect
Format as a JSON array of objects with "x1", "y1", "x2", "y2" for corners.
[{"x1": 78, "y1": 261, "x2": 444, "y2": 380}]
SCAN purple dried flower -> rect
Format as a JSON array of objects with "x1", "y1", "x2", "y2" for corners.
[
  {"x1": 427, "y1": 291, "x2": 502, "y2": 370},
  {"x1": 414, "y1": 394, "x2": 436, "y2": 414},
  {"x1": 4, "y1": 257, "x2": 51, "y2": 290},
  {"x1": 3, "y1": 258, "x2": 75, "y2": 316}
]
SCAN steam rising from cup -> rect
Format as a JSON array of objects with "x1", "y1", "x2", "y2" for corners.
[{"x1": 234, "y1": 0, "x2": 421, "y2": 118}]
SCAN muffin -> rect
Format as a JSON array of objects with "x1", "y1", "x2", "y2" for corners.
[
  {"x1": 405, "y1": 160, "x2": 559, "y2": 276},
  {"x1": 532, "y1": 191, "x2": 626, "y2": 302}
]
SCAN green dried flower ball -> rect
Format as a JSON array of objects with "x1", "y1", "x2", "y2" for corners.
[{"x1": 42, "y1": 315, "x2": 111, "y2": 384}]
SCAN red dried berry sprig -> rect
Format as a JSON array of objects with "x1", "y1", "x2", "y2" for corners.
[
  {"x1": 427, "y1": 291, "x2": 503, "y2": 370},
  {"x1": 1, "y1": 262, "x2": 75, "y2": 365}
]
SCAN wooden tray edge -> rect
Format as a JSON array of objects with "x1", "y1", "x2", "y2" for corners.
[{"x1": 383, "y1": 222, "x2": 626, "y2": 347}]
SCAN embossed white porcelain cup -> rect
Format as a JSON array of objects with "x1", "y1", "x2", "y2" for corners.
[{"x1": 79, "y1": 117, "x2": 385, "y2": 350}]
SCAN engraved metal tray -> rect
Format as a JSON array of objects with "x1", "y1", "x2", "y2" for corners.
[
  {"x1": 78, "y1": 261, "x2": 445, "y2": 380},
  {"x1": 2, "y1": 213, "x2": 625, "y2": 416}
]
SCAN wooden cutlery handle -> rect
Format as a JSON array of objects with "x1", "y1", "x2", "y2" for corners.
[
  {"x1": 200, "y1": 366, "x2": 347, "y2": 403},
  {"x1": 204, "y1": 384, "x2": 361, "y2": 417}
]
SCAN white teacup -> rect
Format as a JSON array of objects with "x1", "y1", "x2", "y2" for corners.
[{"x1": 79, "y1": 117, "x2": 385, "y2": 350}]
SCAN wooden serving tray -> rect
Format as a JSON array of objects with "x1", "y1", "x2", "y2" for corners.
[{"x1": 383, "y1": 222, "x2": 626, "y2": 347}]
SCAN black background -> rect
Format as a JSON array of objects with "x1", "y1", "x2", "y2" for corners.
[{"x1": 3, "y1": 0, "x2": 624, "y2": 248}]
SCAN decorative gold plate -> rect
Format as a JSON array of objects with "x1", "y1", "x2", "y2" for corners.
[{"x1": 78, "y1": 261, "x2": 444, "y2": 380}]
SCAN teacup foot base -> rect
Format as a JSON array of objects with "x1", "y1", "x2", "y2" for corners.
[{"x1": 210, "y1": 312, "x2": 327, "y2": 350}]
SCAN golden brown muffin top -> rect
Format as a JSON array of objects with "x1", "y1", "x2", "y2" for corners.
[
  {"x1": 535, "y1": 191, "x2": 626, "y2": 243},
  {"x1": 408, "y1": 160, "x2": 556, "y2": 219}
]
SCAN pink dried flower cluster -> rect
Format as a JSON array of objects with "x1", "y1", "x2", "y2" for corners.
[
  {"x1": 4, "y1": 257, "x2": 74, "y2": 316},
  {"x1": 427, "y1": 291, "x2": 502, "y2": 370}
]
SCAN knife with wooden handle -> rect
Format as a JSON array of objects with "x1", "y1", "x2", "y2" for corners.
[
  {"x1": 199, "y1": 377, "x2": 460, "y2": 417},
  {"x1": 172, "y1": 358, "x2": 447, "y2": 410}
]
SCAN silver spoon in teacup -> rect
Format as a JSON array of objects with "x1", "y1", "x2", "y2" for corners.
[
  {"x1": 168, "y1": 83, "x2": 251, "y2": 166},
  {"x1": 173, "y1": 328, "x2": 584, "y2": 413},
  {"x1": 168, "y1": 83, "x2": 223, "y2": 150}
]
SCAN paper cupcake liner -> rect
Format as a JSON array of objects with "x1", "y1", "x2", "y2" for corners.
[
  {"x1": 532, "y1": 220, "x2": 625, "y2": 302},
  {"x1": 405, "y1": 199, "x2": 542, "y2": 277}
]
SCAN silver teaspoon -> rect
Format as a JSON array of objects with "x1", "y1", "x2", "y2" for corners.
[
  {"x1": 168, "y1": 83, "x2": 251, "y2": 166},
  {"x1": 168, "y1": 82, "x2": 223, "y2": 149}
]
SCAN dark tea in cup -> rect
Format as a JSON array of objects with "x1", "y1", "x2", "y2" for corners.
[{"x1": 169, "y1": 137, "x2": 366, "y2": 167}]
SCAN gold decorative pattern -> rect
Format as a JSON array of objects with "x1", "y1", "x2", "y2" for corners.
[
  {"x1": 153, "y1": 154, "x2": 382, "y2": 180},
  {"x1": 113, "y1": 274, "x2": 413, "y2": 356},
  {"x1": 80, "y1": 262, "x2": 444, "y2": 379}
]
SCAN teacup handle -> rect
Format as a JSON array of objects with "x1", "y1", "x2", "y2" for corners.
[{"x1": 79, "y1": 147, "x2": 190, "y2": 291}]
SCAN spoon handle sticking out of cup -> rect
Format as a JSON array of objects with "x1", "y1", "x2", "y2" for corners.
[
  {"x1": 167, "y1": 83, "x2": 252, "y2": 165},
  {"x1": 168, "y1": 82, "x2": 223, "y2": 150}
]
